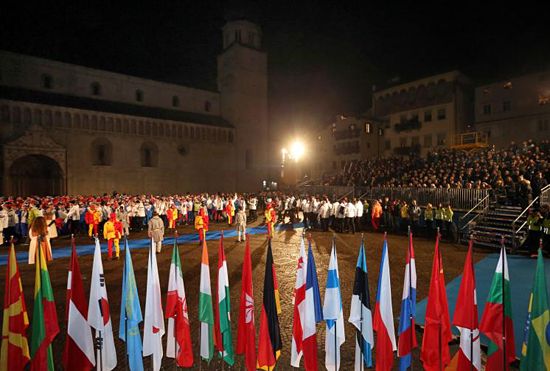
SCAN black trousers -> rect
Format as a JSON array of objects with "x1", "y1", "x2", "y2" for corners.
[
  {"x1": 321, "y1": 218, "x2": 329, "y2": 232},
  {"x1": 345, "y1": 217, "x2": 356, "y2": 234}
]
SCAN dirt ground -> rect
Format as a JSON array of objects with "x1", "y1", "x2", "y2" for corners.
[{"x1": 0, "y1": 222, "x2": 492, "y2": 370}]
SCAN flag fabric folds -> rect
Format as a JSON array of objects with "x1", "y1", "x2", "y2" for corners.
[
  {"x1": 0, "y1": 243, "x2": 30, "y2": 370},
  {"x1": 373, "y1": 237, "x2": 397, "y2": 371},
  {"x1": 479, "y1": 243, "x2": 516, "y2": 371},
  {"x1": 348, "y1": 238, "x2": 374, "y2": 370},
  {"x1": 520, "y1": 248, "x2": 550, "y2": 370},
  {"x1": 88, "y1": 237, "x2": 117, "y2": 371},
  {"x1": 421, "y1": 233, "x2": 451, "y2": 371},
  {"x1": 236, "y1": 237, "x2": 257, "y2": 371},
  {"x1": 143, "y1": 239, "x2": 165, "y2": 371},
  {"x1": 166, "y1": 239, "x2": 193, "y2": 367},
  {"x1": 257, "y1": 239, "x2": 282, "y2": 370},
  {"x1": 303, "y1": 240, "x2": 323, "y2": 370},
  {"x1": 199, "y1": 239, "x2": 215, "y2": 362},
  {"x1": 119, "y1": 239, "x2": 144, "y2": 371},
  {"x1": 452, "y1": 240, "x2": 481, "y2": 371},
  {"x1": 291, "y1": 236, "x2": 307, "y2": 368},
  {"x1": 397, "y1": 231, "x2": 417, "y2": 371},
  {"x1": 64, "y1": 239, "x2": 95, "y2": 370},
  {"x1": 214, "y1": 232, "x2": 235, "y2": 365},
  {"x1": 323, "y1": 239, "x2": 345, "y2": 371},
  {"x1": 30, "y1": 236, "x2": 59, "y2": 371}
]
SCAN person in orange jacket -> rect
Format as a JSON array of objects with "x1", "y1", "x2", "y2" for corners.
[
  {"x1": 265, "y1": 202, "x2": 277, "y2": 238},
  {"x1": 225, "y1": 199, "x2": 235, "y2": 225},
  {"x1": 103, "y1": 213, "x2": 121, "y2": 259},
  {"x1": 194, "y1": 207, "x2": 209, "y2": 244},
  {"x1": 371, "y1": 199, "x2": 383, "y2": 231},
  {"x1": 167, "y1": 204, "x2": 178, "y2": 230},
  {"x1": 85, "y1": 203, "x2": 101, "y2": 238}
]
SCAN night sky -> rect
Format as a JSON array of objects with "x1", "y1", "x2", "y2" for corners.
[{"x1": 2, "y1": 1, "x2": 549, "y2": 135}]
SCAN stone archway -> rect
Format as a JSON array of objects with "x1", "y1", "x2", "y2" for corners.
[{"x1": 9, "y1": 155, "x2": 65, "y2": 196}]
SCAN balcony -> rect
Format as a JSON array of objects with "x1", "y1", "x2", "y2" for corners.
[
  {"x1": 393, "y1": 144, "x2": 421, "y2": 156},
  {"x1": 394, "y1": 117, "x2": 421, "y2": 132},
  {"x1": 334, "y1": 142, "x2": 360, "y2": 155},
  {"x1": 333, "y1": 128, "x2": 361, "y2": 140}
]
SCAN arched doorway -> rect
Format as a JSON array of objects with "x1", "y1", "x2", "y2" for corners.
[{"x1": 9, "y1": 155, "x2": 65, "y2": 196}]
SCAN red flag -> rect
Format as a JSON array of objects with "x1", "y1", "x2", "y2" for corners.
[
  {"x1": 237, "y1": 238, "x2": 257, "y2": 371},
  {"x1": 452, "y1": 240, "x2": 481, "y2": 371},
  {"x1": 421, "y1": 233, "x2": 452, "y2": 371},
  {"x1": 63, "y1": 239, "x2": 95, "y2": 370}
]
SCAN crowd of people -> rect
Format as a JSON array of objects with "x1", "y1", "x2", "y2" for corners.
[{"x1": 322, "y1": 140, "x2": 549, "y2": 207}]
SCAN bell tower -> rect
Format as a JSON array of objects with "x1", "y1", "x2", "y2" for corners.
[{"x1": 218, "y1": 19, "x2": 268, "y2": 191}]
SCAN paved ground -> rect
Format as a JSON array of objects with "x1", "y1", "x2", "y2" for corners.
[{"x1": 0, "y1": 221, "x2": 491, "y2": 370}]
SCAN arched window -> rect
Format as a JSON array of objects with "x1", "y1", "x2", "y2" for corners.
[
  {"x1": 91, "y1": 82, "x2": 102, "y2": 96},
  {"x1": 172, "y1": 96, "x2": 180, "y2": 107},
  {"x1": 136, "y1": 89, "x2": 144, "y2": 102},
  {"x1": 91, "y1": 137, "x2": 113, "y2": 166},
  {"x1": 41, "y1": 74, "x2": 53, "y2": 89},
  {"x1": 140, "y1": 142, "x2": 159, "y2": 167},
  {"x1": 204, "y1": 101, "x2": 211, "y2": 112}
]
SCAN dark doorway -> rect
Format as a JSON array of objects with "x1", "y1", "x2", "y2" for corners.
[{"x1": 9, "y1": 155, "x2": 64, "y2": 196}]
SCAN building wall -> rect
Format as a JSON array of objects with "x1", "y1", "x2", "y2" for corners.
[
  {"x1": 475, "y1": 71, "x2": 550, "y2": 147},
  {"x1": 217, "y1": 21, "x2": 269, "y2": 191},
  {"x1": 0, "y1": 50, "x2": 221, "y2": 117}
]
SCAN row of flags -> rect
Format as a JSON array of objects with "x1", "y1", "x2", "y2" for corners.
[{"x1": 1, "y1": 231, "x2": 549, "y2": 370}]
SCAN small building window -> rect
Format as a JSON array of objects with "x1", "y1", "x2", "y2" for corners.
[
  {"x1": 204, "y1": 101, "x2": 211, "y2": 112},
  {"x1": 140, "y1": 142, "x2": 159, "y2": 167},
  {"x1": 503, "y1": 101, "x2": 511, "y2": 112},
  {"x1": 399, "y1": 137, "x2": 407, "y2": 147},
  {"x1": 136, "y1": 89, "x2": 144, "y2": 102},
  {"x1": 91, "y1": 137, "x2": 113, "y2": 166},
  {"x1": 424, "y1": 134, "x2": 432, "y2": 147},
  {"x1": 41, "y1": 74, "x2": 53, "y2": 89},
  {"x1": 538, "y1": 119, "x2": 549, "y2": 132},
  {"x1": 172, "y1": 96, "x2": 180, "y2": 107},
  {"x1": 483, "y1": 104, "x2": 491, "y2": 115},
  {"x1": 91, "y1": 82, "x2": 101, "y2": 96},
  {"x1": 437, "y1": 132, "x2": 447, "y2": 146},
  {"x1": 235, "y1": 29, "x2": 242, "y2": 42},
  {"x1": 437, "y1": 108, "x2": 446, "y2": 120},
  {"x1": 424, "y1": 110, "x2": 432, "y2": 122}
]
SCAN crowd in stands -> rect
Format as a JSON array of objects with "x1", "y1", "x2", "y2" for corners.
[{"x1": 322, "y1": 140, "x2": 549, "y2": 207}]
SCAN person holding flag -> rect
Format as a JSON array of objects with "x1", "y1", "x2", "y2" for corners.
[
  {"x1": 143, "y1": 239, "x2": 165, "y2": 371},
  {"x1": 119, "y1": 238, "x2": 144, "y2": 371},
  {"x1": 88, "y1": 237, "x2": 117, "y2": 371},
  {"x1": 421, "y1": 231, "x2": 451, "y2": 371},
  {"x1": 166, "y1": 237, "x2": 193, "y2": 368},
  {"x1": 1, "y1": 242, "x2": 30, "y2": 370},
  {"x1": 323, "y1": 238, "x2": 345, "y2": 371},
  {"x1": 302, "y1": 237, "x2": 323, "y2": 370},
  {"x1": 214, "y1": 232, "x2": 235, "y2": 366},
  {"x1": 199, "y1": 238, "x2": 215, "y2": 363},
  {"x1": 479, "y1": 237, "x2": 516, "y2": 371},
  {"x1": 349, "y1": 236, "x2": 374, "y2": 370},
  {"x1": 374, "y1": 234, "x2": 397, "y2": 371},
  {"x1": 291, "y1": 236, "x2": 307, "y2": 368},
  {"x1": 520, "y1": 246, "x2": 550, "y2": 370},
  {"x1": 257, "y1": 239, "x2": 282, "y2": 370},
  {"x1": 237, "y1": 237, "x2": 257, "y2": 371},
  {"x1": 64, "y1": 237, "x2": 95, "y2": 370},
  {"x1": 452, "y1": 238, "x2": 481, "y2": 371},
  {"x1": 397, "y1": 229, "x2": 417, "y2": 371},
  {"x1": 29, "y1": 235, "x2": 59, "y2": 371}
]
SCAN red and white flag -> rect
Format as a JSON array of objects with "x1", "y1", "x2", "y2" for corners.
[
  {"x1": 63, "y1": 240, "x2": 95, "y2": 370},
  {"x1": 236, "y1": 237, "x2": 257, "y2": 371},
  {"x1": 87, "y1": 238, "x2": 117, "y2": 371},
  {"x1": 291, "y1": 237, "x2": 307, "y2": 367}
]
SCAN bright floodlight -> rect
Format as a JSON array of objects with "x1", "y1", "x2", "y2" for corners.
[{"x1": 290, "y1": 140, "x2": 305, "y2": 161}]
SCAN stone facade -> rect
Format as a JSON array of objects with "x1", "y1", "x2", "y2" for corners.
[
  {"x1": 0, "y1": 19, "x2": 268, "y2": 195},
  {"x1": 475, "y1": 71, "x2": 550, "y2": 148}
]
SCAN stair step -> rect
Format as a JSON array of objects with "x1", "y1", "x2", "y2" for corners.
[
  {"x1": 494, "y1": 206, "x2": 523, "y2": 211},
  {"x1": 473, "y1": 225, "x2": 515, "y2": 233},
  {"x1": 473, "y1": 240, "x2": 511, "y2": 249},
  {"x1": 487, "y1": 211, "x2": 523, "y2": 218}
]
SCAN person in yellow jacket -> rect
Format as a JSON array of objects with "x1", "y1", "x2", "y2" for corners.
[
  {"x1": 526, "y1": 209, "x2": 543, "y2": 257},
  {"x1": 434, "y1": 203, "x2": 444, "y2": 232},
  {"x1": 265, "y1": 202, "x2": 277, "y2": 238},
  {"x1": 85, "y1": 203, "x2": 101, "y2": 238},
  {"x1": 103, "y1": 213, "x2": 121, "y2": 259},
  {"x1": 443, "y1": 203, "x2": 454, "y2": 240},
  {"x1": 195, "y1": 207, "x2": 209, "y2": 244},
  {"x1": 167, "y1": 204, "x2": 178, "y2": 230},
  {"x1": 424, "y1": 203, "x2": 434, "y2": 234}
]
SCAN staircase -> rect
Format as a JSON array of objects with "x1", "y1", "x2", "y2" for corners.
[{"x1": 469, "y1": 205, "x2": 527, "y2": 250}]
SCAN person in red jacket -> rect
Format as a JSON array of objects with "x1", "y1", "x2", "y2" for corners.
[
  {"x1": 85, "y1": 203, "x2": 101, "y2": 238},
  {"x1": 265, "y1": 202, "x2": 277, "y2": 238},
  {"x1": 225, "y1": 200, "x2": 235, "y2": 225},
  {"x1": 194, "y1": 207, "x2": 209, "y2": 244}
]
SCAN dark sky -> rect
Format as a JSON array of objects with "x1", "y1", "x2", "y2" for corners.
[{"x1": 2, "y1": 1, "x2": 549, "y2": 134}]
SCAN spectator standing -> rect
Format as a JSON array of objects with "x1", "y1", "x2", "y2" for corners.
[
  {"x1": 236, "y1": 207, "x2": 247, "y2": 242},
  {"x1": 148, "y1": 211, "x2": 165, "y2": 253}
]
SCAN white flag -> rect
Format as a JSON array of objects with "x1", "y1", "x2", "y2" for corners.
[
  {"x1": 324, "y1": 241, "x2": 345, "y2": 371},
  {"x1": 87, "y1": 238, "x2": 117, "y2": 371},
  {"x1": 143, "y1": 239, "x2": 165, "y2": 371}
]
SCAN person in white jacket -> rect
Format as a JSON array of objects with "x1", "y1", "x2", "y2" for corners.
[
  {"x1": 355, "y1": 198, "x2": 364, "y2": 232},
  {"x1": 345, "y1": 199, "x2": 356, "y2": 234}
]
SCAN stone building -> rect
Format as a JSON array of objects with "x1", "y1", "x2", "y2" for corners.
[
  {"x1": 474, "y1": 70, "x2": 550, "y2": 148},
  {"x1": 372, "y1": 71, "x2": 474, "y2": 157},
  {"x1": 0, "y1": 19, "x2": 268, "y2": 196}
]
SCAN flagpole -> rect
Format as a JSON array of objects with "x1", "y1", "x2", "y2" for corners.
[
  {"x1": 408, "y1": 226, "x2": 414, "y2": 371},
  {"x1": 173, "y1": 231, "x2": 179, "y2": 370},
  {"x1": 124, "y1": 236, "x2": 129, "y2": 371},
  {"x1": 360, "y1": 233, "x2": 365, "y2": 371},
  {"x1": 333, "y1": 235, "x2": 338, "y2": 370},
  {"x1": 469, "y1": 236, "x2": 474, "y2": 371},
  {"x1": 500, "y1": 235, "x2": 506, "y2": 371},
  {"x1": 436, "y1": 229, "x2": 442, "y2": 371}
]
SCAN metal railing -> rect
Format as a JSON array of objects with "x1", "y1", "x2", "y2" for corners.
[
  {"x1": 297, "y1": 185, "x2": 490, "y2": 211},
  {"x1": 512, "y1": 184, "x2": 550, "y2": 247}
]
